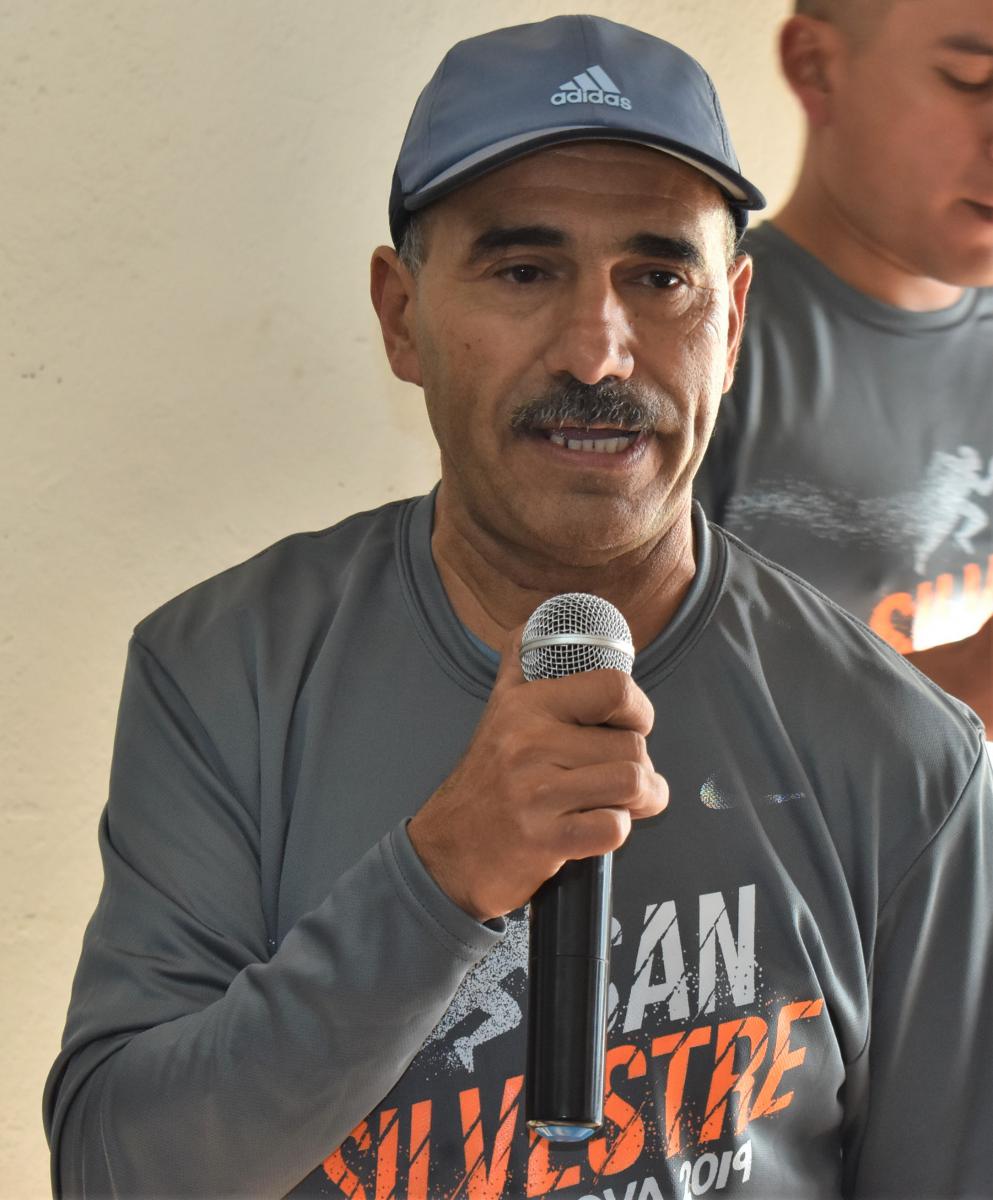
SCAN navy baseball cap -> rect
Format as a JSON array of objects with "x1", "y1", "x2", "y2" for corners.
[{"x1": 389, "y1": 14, "x2": 766, "y2": 246}]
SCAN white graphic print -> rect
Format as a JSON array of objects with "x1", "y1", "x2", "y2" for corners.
[
  {"x1": 422, "y1": 886, "x2": 761, "y2": 1073},
  {"x1": 550, "y1": 64, "x2": 632, "y2": 109},
  {"x1": 322, "y1": 884, "x2": 833, "y2": 1200},
  {"x1": 421, "y1": 912, "x2": 528, "y2": 1071},
  {"x1": 912, "y1": 447, "x2": 993, "y2": 572},
  {"x1": 726, "y1": 445, "x2": 993, "y2": 576},
  {"x1": 700, "y1": 777, "x2": 805, "y2": 811},
  {"x1": 622, "y1": 888, "x2": 756, "y2": 1031}
]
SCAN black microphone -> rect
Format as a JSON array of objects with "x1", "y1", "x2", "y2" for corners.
[{"x1": 520, "y1": 593, "x2": 635, "y2": 1143}]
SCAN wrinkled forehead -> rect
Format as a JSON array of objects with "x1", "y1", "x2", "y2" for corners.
[{"x1": 428, "y1": 142, "x2": 734, "y2": 255}]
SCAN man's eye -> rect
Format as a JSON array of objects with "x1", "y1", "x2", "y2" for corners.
[
  {"x1": 641, "y1": 269, "x2": 681, "y2": 290},
  {"x1": 937, "y1": 67, "x2": 993, "y2": 94},
  {"x1": 500, "y1": 264, "x2": 546, "y2": 284}
]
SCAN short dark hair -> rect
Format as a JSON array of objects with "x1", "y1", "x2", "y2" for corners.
[{"x1": 396, "y1": 214, "x2": 427, "y2": 275}]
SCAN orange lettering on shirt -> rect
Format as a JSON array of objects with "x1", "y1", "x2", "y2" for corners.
[
  {"x1": 961, "y1": 558, "x2": 993, "y2": 625},
  {"x1": 408, "y1": 1100, "x2": 432, "y2": 1200},
  {"x1": 871, "y1": 556, "x2": 993, "y2": 653},
  {"x1": 457, "y1": 1074, "x2": 523, "y2": 1200},
  {"x1": 586, "y1": 1044, "x2": 648, "y2": 1177},
  {"x1": 700, "y1": 1016, "x2": 770, "y2": 1141},
  {"x1": 526, "y1": 1131, "x2": 582, "y2": 1195},
  {"x1": 323, "y1": 1121, "x2": 372, "y2": 1200},
  {"x1": 749, "y1": 999, "x2": 824, "y2": 1120},
  {"x1": 374, "y1": 1110, "x2": 398, "y2": 1200},
  {"x1": 651, "y1": 1026, "x2": 713, "y2": 1156},
  {"x1": 915, "y1": 574, "x2": 955, "y2": 632},
  {"x1": 869, "y1": 592, "x2": 915, "y2": 653}
]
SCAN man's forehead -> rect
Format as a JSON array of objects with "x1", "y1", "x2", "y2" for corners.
[{"x1": 432, "y1": 142, "x2": 729, "y2": 239}]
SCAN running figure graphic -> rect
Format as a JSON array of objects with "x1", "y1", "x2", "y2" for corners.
[
  {"x1": 421, "y1": 913, "x2": 529, "y2": 1072},
  {"x1": 915, "y1": 447, "x2": 993, "y2": 574}
]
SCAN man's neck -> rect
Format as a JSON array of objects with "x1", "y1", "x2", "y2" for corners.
[
  {"x1": 430, "y1": 490, "x2": 698, "y2": 657},
  {"x1": 773, "y1": 171, "x2": 964, "y2": 313}
]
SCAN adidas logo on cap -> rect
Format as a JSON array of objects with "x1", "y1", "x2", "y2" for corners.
[{"x1": 550, "y1": 64, "x2": 632, "y2": 110}]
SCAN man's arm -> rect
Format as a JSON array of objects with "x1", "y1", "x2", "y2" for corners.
[
  {"x1": 44, "y1": 637, "x2": 501, "y2": 1198},
  {"x1": 907, "y1": 617, "x2": 992, "y2": 737},
  {"x1": 46, "y1": 618, "x2": 666, "y2": 1198},
  {"x1": 842, "y1": 741, "x2": 993, "y2": 1197}
]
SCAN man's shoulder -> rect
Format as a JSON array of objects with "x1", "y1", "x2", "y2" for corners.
[{"x1": 133, "y1": 496, "x2": 417, "y2": 657}]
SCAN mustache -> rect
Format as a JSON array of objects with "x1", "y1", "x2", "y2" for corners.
[{"x1": 509, "y1": 379, "x2": 670, "y2": 433}]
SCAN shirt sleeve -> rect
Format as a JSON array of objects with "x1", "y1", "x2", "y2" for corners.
[
  {"x1": 43, "y1": 636, "x2": 502, "y2": 1198},
  {"x1": 842, "y1": 741, "x2": 993, "y2": 1198}
]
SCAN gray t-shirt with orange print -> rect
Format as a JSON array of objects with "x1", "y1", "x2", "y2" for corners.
[{"x1": 697, "y1": 221, "x2": 993, "y2": 654}]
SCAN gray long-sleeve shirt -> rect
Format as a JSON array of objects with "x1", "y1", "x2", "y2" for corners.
[{"x1": 45, "y1": 494, "x2": 993, "y2": 1198}]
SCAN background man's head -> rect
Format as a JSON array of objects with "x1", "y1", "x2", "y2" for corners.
[{"x1": 782, "y1": 0, "x2": 993, "y2": 287}]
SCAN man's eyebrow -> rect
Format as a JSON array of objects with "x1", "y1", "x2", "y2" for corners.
[
  {"x1": 624, "y1": 233, "x2": 706, "y2": 270},
  {"x1": 466, "y1": 225, "x2": 566, "y2": 263},
  {"x1": 936, "y1": 34, "x2": 993, "y2": 56},
  {"x1": 466, "y1": 227, "x2": 708, "y2": 270}
]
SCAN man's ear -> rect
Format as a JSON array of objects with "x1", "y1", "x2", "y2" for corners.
[
  {"x1": 722, "y1": 252, "x2": 753, "y2": 393},
  {"x1": 370, "y1": 246, "x2": 423, "y2": 386},
  {"x1": 779, "y1": 14, "x2": 843, "y2": 128}
]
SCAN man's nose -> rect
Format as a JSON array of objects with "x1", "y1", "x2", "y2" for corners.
[{"x1": 543, "y1": 274, "x2": 635, "y2": 385}]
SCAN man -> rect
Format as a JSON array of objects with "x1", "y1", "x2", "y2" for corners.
[
  {"x1": 45, "y1": 15, "x2": 993, "y2": 1199},
  {"x1": 696, "y1": 0, "x2": 993, "y2": 734}
]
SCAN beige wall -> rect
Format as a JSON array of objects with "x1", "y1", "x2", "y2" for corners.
[{"x1": 1, "y1": 2, "x2": 798, "y2": 1193}]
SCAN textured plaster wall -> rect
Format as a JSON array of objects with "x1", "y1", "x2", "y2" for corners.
[{"x1": 1, "y1": 2, "x2": 798, "y2": 1194}]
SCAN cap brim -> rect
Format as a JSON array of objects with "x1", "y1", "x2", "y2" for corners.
[{"x1": 403, "y1": 126, "x2": 766, "y2": 216}]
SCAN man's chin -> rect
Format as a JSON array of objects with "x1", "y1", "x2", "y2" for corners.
[
  {"x1": 934, "y1": 215, "x2": 993, "y2": 288},
  {"x1": 510, "y1": 501, "x2": 679, "y2": 570}
]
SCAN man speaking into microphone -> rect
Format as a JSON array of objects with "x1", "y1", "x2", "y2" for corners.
[{"x1": 46, "y1": 15, "x2": 993, "y2": 1200}]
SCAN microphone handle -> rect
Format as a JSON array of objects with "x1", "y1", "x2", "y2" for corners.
[{"x1": 525, "y1": 851, "x2": 613, "y2": 1139}]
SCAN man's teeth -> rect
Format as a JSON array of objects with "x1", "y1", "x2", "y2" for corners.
[{"x1": 547, "y1": 431, "x2": 637, "y2": 454}]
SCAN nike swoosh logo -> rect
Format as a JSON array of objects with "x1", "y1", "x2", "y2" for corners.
[{"x1": 700, "y1": 776, "x2": 805, "y2": 811}]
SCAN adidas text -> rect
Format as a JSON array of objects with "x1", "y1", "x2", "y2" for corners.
[
  {"x1": 551, "y1": 89, "x2": 632, "y2": 109},
  {"x1": 551, "y1": 66, "x2": 632, "y2": 111}
]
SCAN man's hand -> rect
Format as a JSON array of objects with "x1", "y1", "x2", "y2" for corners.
[
  {"x1": 907, "y1": 617, "x2": 992, "y2": 737},
  {"x1": 408, "y1": 630, "x2": 669, "y2": 923}
]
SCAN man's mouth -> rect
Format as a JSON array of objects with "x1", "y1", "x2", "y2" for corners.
[{"x1": 544, "y1": 427, "x2": 641, "y2": 454}]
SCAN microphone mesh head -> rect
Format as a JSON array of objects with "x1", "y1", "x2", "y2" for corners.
[{"x1": 520, "y1": 593, "x2": 634, "y2": 680}]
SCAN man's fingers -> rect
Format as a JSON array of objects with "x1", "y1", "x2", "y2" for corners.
[
  {"x1": 537, "y1": 725, "x2": 650, "y2": 771},
  {"x1": 494, "y1": 625, "x2": 525, "y2": 688},
  {"x1": 413, "y1": 622, "x2": 666, "y2": 920},
  {"x1": 557, "y1": 806, "x2": 634, "y2": 860},
  {"x1": 536, "y1": 760, "x2": 669, "y2": 822},
  {"x1": 526, "y1": 670, "x2": 656, "y2": 735},
  {"x1": 549, "y1": 765, "x2": 668, "y2": 860}
]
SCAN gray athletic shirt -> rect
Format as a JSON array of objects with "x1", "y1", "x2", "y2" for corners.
[
  {"x1": 45, "y1": 493, "x2": 993, "y2": 1198},
  {"x1": 697, "y1": 222, "x2": 993, "y2": 655}
]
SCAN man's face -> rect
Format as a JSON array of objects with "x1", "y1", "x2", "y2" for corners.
[
  {"x1": 387, "y1": 143, "x2": 749, "y2": 568},
  {"x1": 822, "y1": 0, "x2": 993, "y2": 286}
]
